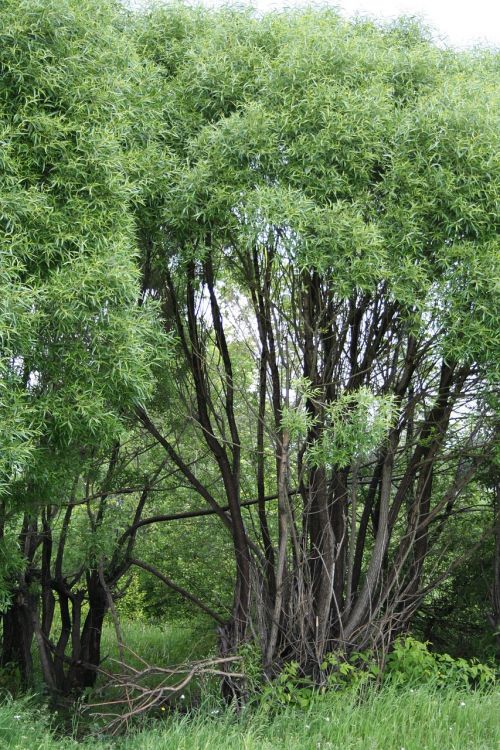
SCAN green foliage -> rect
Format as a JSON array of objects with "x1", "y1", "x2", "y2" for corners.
[
  {"x1": 245, "y1": 636, "x2": 496, "y2": 713},
  {"x1": 1, "y1": 9, "x2": 494, "y2": 419},
  {"x1": 115, "y1": 571, "x2": 147, "y2": 621},
  {"x1": 283, "y1": 385, "x2": 396, "y2": 469},
  {"x1": 260, "y1": 661, "x2": 315, "y2": 710},
  {"x1": 0, "y1": 0, "x2": 165, "y2": 502},
  {"x1": 386, "y1": 636, "x2": 497, "y2": 688},
  {"x1": 135, "y1": 4, "x2": 498, "y2": 383},
  {"x1": 0, "y1": 1, "x2": 498, "y2": 722},
  {"x1": 255, "y1": 650, "x2": 380, "y2": 710},
  {"x1": 321, "y1": 649, "x2": 381, "y2": 689},
  {"x1": 0, "y1": 535, "x2": 24, "y2": 613},
  {"x1": 1, "y1": 624, "x2": 498, "y2": 747},
  {"x1": 0, "y1": 255, "x2": 39, "y2": 493}
]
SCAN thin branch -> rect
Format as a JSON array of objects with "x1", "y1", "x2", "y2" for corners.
[{"x1": 128, "y1": 557, "x2": 226, "y2": 625}]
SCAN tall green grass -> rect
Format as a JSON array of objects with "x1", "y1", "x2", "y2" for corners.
[
  {"x1": 1, "y1": 684, "x2": 498, "y2": 749},
  {"x1": 1, "y1": 620, "x2": 498, "y2": 748},
  {"x1": 100, "y1": 616, "x2": 217, "y2": 670}
]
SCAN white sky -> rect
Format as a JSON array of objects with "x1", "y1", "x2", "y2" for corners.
[{"x1": 128, "y1": 0, "x2": 500, "y2": 48}]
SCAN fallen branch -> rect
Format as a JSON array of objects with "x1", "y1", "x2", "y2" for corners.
[{"x1": 84, "y1": 653, "x2": 244, "y2": 735}]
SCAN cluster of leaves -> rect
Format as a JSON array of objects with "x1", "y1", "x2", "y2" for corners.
[
  {"x1": 386, "y1": 636, "x2": 497, "y2": 688},
  {"x1": 283, "y1": 382, "x2": 396, "y2": 469},
  {"x1": 241, "y1": 636, "x2": 495, "y2": 711},
  {"x1": 135, "y1": 6, "x2": 498, "y2": 355},
  {"x1": 0, "y1": 0, "x2": 166, "y2": 503}
]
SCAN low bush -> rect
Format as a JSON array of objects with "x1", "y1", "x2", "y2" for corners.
[{"x1": 242, "y1": 636, "x2": 496, "y2": 710}]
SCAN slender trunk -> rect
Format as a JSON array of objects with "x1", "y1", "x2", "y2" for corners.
[
  {"x1": 345, "y1": 460, "x2": 360, "y2": 613},
  {"x1": 490, "y1": 481, "x2": 500, "y2": 656},
  {"x1": 265, "y1": 429, "x2": 290, "y2": 666}
]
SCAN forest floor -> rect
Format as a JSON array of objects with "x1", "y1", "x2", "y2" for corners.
[{"x1": 0, "y1": 619, "x2": 498, "y2": 749}]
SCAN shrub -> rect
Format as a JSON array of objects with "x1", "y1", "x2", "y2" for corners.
[{"x1": 385, "y1": 636, "x2": 496, "y2": 688}]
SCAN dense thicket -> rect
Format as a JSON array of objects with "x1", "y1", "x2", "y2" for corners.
[{"x1": 0, "y1": 1, "x2": 498, "y2": 699}]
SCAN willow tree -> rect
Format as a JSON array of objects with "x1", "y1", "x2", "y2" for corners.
[
  {"x1": 0, "y1": 0, "x2": 164, "y2": 688},
  {"x1": 132, "y1": 6, "x2": 499, "y2": 675}
]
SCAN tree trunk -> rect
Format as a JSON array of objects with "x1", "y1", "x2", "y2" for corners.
[
  {"x1": 1, "y1": 592, "x2": 35, "y2": 686},
  {"x1": 67, "y1": 572, "x2": 107, "y2": 690}
]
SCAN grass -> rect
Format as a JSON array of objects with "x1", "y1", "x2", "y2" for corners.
[
  {"x1": 99, "y1": 616, "x2": 217, "y2": 670},
  {"x1": 0, "y1": 619, "x2": 498, "y2": 749},
  {"x1": 0, "y1": 683, "x2": 498, "y2": 750}
]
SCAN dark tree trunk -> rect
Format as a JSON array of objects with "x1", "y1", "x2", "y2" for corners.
[
  {"x1": 1, "y1": 592, "x2": 35, "y2": 686},
  {"x1": 67, "y1": 572, "x2": 107, "y2": 690}
]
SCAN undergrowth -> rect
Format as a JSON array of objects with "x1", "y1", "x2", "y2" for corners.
[
  {"x1": 0, "y1": 626, "x2": 498, "y2": 749},
  {"x1": 0, "y1": 683, "x2": 498, "y2": 750}
]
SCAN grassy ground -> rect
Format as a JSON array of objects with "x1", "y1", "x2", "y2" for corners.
[
  {"x1": 0, "y1": 684, "x2": 498, "y2": 750},
  {"x1": 99, "y1": 616, "x2": 217, "y2": 671},
  {"x1": 0, "y1": 618, "x2": 498, "y2": 749}
]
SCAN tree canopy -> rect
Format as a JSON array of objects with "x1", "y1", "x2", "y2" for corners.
[{"x1": 0, "y1": 0, "x2": 498, "y2": 699}]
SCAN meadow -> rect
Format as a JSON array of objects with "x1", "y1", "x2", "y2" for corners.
[
  {"x1": 0, "y1": 620, "x2": 498, "y2": 750},
  {"x1": 1, "y1": 681, "x2": 498, "y2": 750}
]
